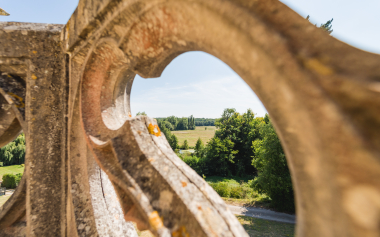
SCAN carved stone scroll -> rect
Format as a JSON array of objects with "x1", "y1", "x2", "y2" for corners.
[{"x1": 0, "y1": 0, "x2": 380, "y2": 236}]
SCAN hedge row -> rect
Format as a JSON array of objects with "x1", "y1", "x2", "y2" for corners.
[{"x1": 1, "y1": 173, "x2": 22, "y2": 189}]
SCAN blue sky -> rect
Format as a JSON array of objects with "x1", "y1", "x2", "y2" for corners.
[{"x1": 1, "y1": 0, "x2": 379, "y2": 118}]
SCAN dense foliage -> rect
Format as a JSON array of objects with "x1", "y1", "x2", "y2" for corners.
[
  {"x1": 156, "y1": 115, "x2": 196, "y2": 131},
  {"x1": 251, "y1": 117, "x2": 294, "y2": 212},
  {"x1": 178, "y1": 109, "x2": 295, "y2": 212},
  {"x1": 194, "y1": 118, "x2": 215, "y2": 126},
  {"x1": 179, "y1": 109, "x2": 263, "y2": 176},
  {"x1": 1, "y1": 173, "x2": 22, "y2": 188},
  {"x1": 140, "y1": 109, "x2": 295, "y2": 212},
  {"x1": 180, "y1": 155, "x2": 209, "y2": 175},
  {"x1": 212, "y1": 108, "x2": 263, "y2": 175},
  {"x1": 205, "y1": 137, "x2": 238, "y2": 176},
  {"x1": 208, "y1": 179, "x2": 256, "y2": 199},
  {"x1": 0, "y1": 134, "x2": 25, "y2": 166}
]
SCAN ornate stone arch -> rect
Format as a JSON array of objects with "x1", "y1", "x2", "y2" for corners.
[{"x1": 0, "y1": 0, "x2": 379, "y2": 236}]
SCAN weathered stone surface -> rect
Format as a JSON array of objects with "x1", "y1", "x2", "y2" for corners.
[{"x1": 0, "y1": 0, "x2": 380, "y2": 236}]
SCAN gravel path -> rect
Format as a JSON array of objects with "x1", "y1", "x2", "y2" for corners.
[{"x1": 227, "y1": 204, "x2": 296, "y2": 224}]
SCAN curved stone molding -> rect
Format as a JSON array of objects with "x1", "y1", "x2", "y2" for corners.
[
  {"x1": 0, "y1": 0, "x2": 379, "y2": 236},
  {"x1": 78, "y1": 40, "x2": 247, "y2": 236}
]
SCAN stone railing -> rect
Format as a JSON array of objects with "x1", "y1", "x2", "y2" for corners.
[{"x1": 0, "y1": 0, "x2": 379, "y2": 236}]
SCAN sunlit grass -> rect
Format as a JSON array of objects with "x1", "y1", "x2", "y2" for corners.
[
  {"x1": 236, "y1": 215, "x2": 295, "y2": 237},
  {"x1": 0, "y1": 164, "x2": 24, "y2": 180},
  {"x1": 172, "y1": 126, "x2": 216, "y2": 147},
  {"x1": 134, "y1": 215, "x2": 295, "y2": 237}
]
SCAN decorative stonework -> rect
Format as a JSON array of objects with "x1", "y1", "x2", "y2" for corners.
[{"x1": 0, "y1": 1, "x2": 380, "y2": 236}]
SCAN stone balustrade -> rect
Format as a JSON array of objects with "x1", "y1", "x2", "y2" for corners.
[{"x1": 0, "y1": 1, "x2": 380, "y2": 236}]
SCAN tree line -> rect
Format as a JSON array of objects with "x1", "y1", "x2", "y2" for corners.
[
  {"x1": 155, "y1": 115, "x2": 216, "y2": 131},
  {"x1": 194, "y1": 118, "x2": 215, "y2": 126},
  {"x1": 157, "y1": 116, "x2": 215, "y2": 129},
  {"x1": 156, "y1": 115, "x2": 196, "y2": 131},
  {"x1": 137, "y1": 112, "x2": 215, "y2": 130}
]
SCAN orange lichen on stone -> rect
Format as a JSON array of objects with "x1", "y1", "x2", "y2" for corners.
[
  {"x1": 31, "y1": 74, "x2": 37, "y2": 80},
  {"x1": 181, "y1": 181, "x2": 187, "y2": 187},
  {"x1": 148, "y1": 123, "x2": 161, "y2": 137},
  {"x1": 7, "y1": 92, "x2": 25, "y2": 108},
  {"x1": 148, "y1": 211, "x2": 163, "y2": 230},
  {"x1": 172, "y1": 226, "x2": 190, "y2": 237}
]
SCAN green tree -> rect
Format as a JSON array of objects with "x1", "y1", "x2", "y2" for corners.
[
  {"x1": 136, "y1": 111, "x2": 147, "y2": 116},
  {"x1": 176, "y1": 117, "x2": 188, "y2": 130},
  {"x1": 206, "y1": 137, "x2": 238, "y2": 176},
  {"x1": 194, "y1": 138, "x2": 205, "y2": 157},
  {"x1": 195, "y1": 138, "x2": 203, "y2": 151},
  {"x1": 0, "y1": 134, "x2": 26, "y2": 166},
  {"x1": 213, "y1": 108, "x2": 262, "y2": 175},
  {"x1": 170, "y1": 134, "x2": 179, "y2": 150},
  {"x1": 182, "y1": 140, "x2": 189, "y2": 150},
  {"x1": 158, "y1": 120, "x2": 174, "y2": 131},
  {"x1": 166, "y1": 116, "x2": 178, "y2": 128},
  {"x1": 251, "y1": 118, "x2": 294, "y2": 212},
  {"x1": 188, "y1": 115, "x2": 196, "y2": 130},
  {"x1": 264, "y1": 113, "x2": 270, "y2": 124}
]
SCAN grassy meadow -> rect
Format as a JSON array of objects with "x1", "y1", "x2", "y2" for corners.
[
  {"x1": 236, "y1": 215, "x2": 295, "y2": 237},
  {"x1": 172, "y1": 126, "x2": 216, "y2": 147},
  {"x1": 0, "y1": 165, "x2": 24, "y2": 206},
  {"x1": 0, "y1": 164, "x2": 24, "y2": 180}
]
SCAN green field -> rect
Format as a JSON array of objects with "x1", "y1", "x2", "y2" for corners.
[
  {"x1": 137, "y1": 215, "x2": 294, "y2": 237},
  {"x1": 0, "y1": 165, "x2": 24, "y2": 207},
  {"x1": 237, "y1": 215, "x2": 295, "y2": 237},
  {"x1": 0, "y1": 165, "x2": 24, "y2": 180},
  {"x1": 172, "y1": 126, "x2": 216, "y2": 147}
]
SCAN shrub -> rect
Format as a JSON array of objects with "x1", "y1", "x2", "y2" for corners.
[
  {"x1": 181, "y1": 140, "x2": 189, "y2": 150},
  {"x1": 208, "y1": 179, "x2": 257, "y2": 199},
  {"x1": 181, "y1": 155, "x2": 209, "y2": 176},
  {"x1": 209, "y1": 182, "x2": 231, "y2": 197},
  {"x1": 204, "y1": 137, "x2": 237, "y2": 176},
  {"x1": 2, "y1": 173, "x2": 22, "y2": 189}
]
